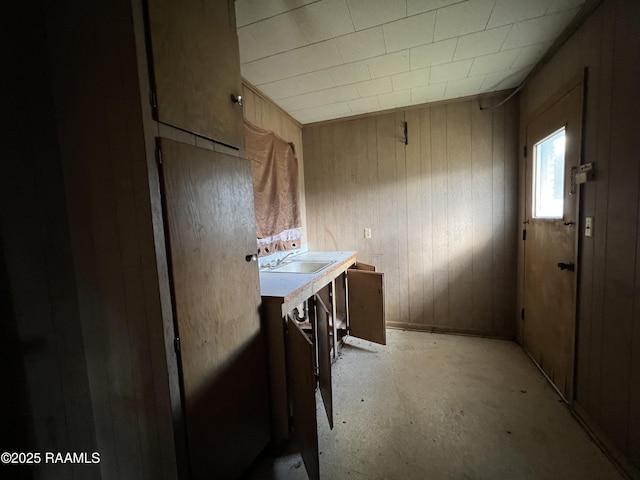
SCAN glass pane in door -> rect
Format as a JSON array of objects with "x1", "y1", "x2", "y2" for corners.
[{"x1": 532, "y1": 127, "x2": 566, "y2": 218}]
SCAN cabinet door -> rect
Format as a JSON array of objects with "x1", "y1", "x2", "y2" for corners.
[
  {"x1": 147, "y1": 0, "x2": 244, "y2": 148},
  {"x1": 313, "y1": 294, "x2": 334, "y2": 429},
  {"x1": 159, "y1": 138, "x2": 268, "y2": 479},
  {"x1": 287, "y1": 319, "x2": 320, "y2": 480},
  {"x1": 348, "y1": 263, "x2": 386, "y2": 345}
]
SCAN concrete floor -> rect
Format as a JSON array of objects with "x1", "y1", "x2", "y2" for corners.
[{"x1": 246, "y1": 329, "x2": 623, "y2": 479}]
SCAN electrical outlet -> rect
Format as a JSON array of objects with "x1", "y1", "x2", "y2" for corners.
[{"x1": 364, "y1": 228, "x2": 372, "y2": 239}]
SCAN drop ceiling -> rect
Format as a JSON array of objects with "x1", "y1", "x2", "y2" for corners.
[{"x1": 235, "y1": 0, "x2": 584, "y2": 124}]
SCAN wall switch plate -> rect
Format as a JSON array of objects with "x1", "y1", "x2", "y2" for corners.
[
  {"x1": 585, "y1": 217, "x2": 593, "y2": 237},
  {"x1": 364, "y1": 228, "x2": 372, "y2": 239}
]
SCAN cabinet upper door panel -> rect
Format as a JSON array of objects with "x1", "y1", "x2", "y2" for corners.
[{"x1": 147, "y1": 0, "x2": 244, "y2": 148}]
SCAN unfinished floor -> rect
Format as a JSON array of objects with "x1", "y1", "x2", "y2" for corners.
[{"x1": 246, "y1": 329, "x2": 622, "y2": 479}]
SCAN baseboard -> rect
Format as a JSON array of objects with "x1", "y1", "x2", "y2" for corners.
[
  {"x1": 571, "y1": 402, "x2": 640, "y2": 480},
  {"x1": 386, "y1": 321, "x2": 515, "y2": 341}
]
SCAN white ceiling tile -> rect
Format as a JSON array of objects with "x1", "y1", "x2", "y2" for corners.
[
  {"x1": 240, "y1": 0, "x2": 582, "y2": 122},
  {"x1": 378, "y1": 90, "x2": 412, "y2": 108},
  {"x1": 411, "y1": 83, "x2": 447, "y2": 103},
  {"x1": 367, "y1": 51, "x2": 410, "y2": 78},
  {"x1": 482, "y1": 67, "x2": 529, "y2": 91},
  {"x1": 453, "y1": 25, "x2": 512, "y2": 61},
  {"x1": 349, "y1": 96, "x2": 382, "y2": 113},
  {"x1": 410, "y1": 38, "x2": 457, "y2": 69},
  {"x1": 335, "y1": 27, "x2": 387, "y2": 63},
  {"x1": 292, "y1": 0, "x2": 355, "y2": 43},
  {"x1": 509, "y1": 41, "x2": 553, "y2": 69},
  {"x1": 429, "y1": 59, "x2": 473, "y2": 83},
  {"x1": 258, "y1": 71, "x2": 336, "y2": 100},
  {"x1": 392, "y1": 67, "x2": 431, "y2": 90},
  {"x1": 383, "y1": 11, "x2": 436, "y2": 53},
  {"x1": 244, "y1": 13, "x2": 309, "y2": 57},
  {"x1": 434, "y1": 0, "x2": 495, "y2": 41},
  {"x1": 487, "y1": 0, "x2": 554, "y2": 29},
  {"x1": 502, "y1": 9, "x2": 577, "y2": 49},
  {"x1": 242, "y1": 40, "x2": 343, "y2": 84},
  {"x1": 237, "y1": 28, "x2": 268, "y2": 63},
  {"x1": 346, "y1": 0, "x2": 406, "y2": 31},
  {"x1": 279, "y1": 85, "x2": 360, "y2": 111},
  {"x1": 444, "y1": 75, "x2": 487, "y2": 97},
  {"x1": 290, "y1": 110, "x2": 322, "y2": 123},
  {"x1": 546, "y1": 0, "x2": 584, "y2": 14},
  {"x1": 235, "y1": 0, "x2": 317, "y2": 27},
  {"x1": 407, "y1": 0, "x2": 466, "y2": 16},
  {"x1": 327, "y1": 61, "x2": 371, "y2": 86},
  {"x1": 293, "y1": 102, "x2": 353, "y2": 123},
  {"x1": 356, "y1": 77, "x2": 393, "y2": 97},
  {"x1": 469, "y1": 50, "x2": 519, "y2": 76}
]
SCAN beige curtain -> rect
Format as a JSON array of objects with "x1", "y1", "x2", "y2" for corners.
[{"x1": 244, "y1": 120, "x2": 302, "y2": 256}]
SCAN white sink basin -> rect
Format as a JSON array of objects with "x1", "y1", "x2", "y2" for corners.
[{"x1": 265, "y1": 260, "x2": 335, "y2": 274}]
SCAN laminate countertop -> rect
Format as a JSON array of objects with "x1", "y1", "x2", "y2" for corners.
[{"x1": 259, "y1": 251, "x2": 356, "y2": 314}]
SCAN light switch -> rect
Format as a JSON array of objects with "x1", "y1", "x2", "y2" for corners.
[
  {"x1": 585, "y1": 217, "x2": 593, "y2": 237},
  {"x1": 364, "y1": 228, "x2": 372, "y2": 239}
]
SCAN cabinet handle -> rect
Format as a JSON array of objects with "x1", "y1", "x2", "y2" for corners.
[
  {"x1": 245, "y1": 253, "x2": 258, "y2": 262},
  {"x1": 231, "y1": 94, "x2": 243, "y2": 106}
]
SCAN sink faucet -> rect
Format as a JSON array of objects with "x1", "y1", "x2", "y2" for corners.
[{"x1": 274, "y1": 252, "x2": 295, "y2": 267}]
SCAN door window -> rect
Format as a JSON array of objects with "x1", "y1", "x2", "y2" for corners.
[{"x1": 532, "y1": 127, "x2": 566, "y2": 218}]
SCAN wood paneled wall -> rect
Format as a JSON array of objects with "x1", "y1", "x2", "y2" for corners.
[
  {"x1": 303, "y1": 94, "x2": 519, "y2": 337},
  {"x1": 40, "y1": 0, "x2": 179, "y2": 478},
  {"x1": 2, "y1": 3, "x2": 99, "y2": 478},
  {"x1": 519, "y1": 0, "x2": 640, "y2": 474},
  {"x1": 242, "y1": 83, "x2": 308, "y2": 246}
]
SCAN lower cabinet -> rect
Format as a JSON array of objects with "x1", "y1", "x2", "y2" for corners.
[{"x1": 262, "y1": 260, "x2": 385, "y2": 480}]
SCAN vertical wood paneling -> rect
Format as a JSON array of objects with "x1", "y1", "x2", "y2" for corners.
[
  {"x1": 39, "y1": 0, "x2": 181, "y2": 478},
  {"x1": 503, "y1": 98, "x2": 519, "y2": 333},
  {"x1": 406, "y1": 110, "x2": 425, "y2": 324},
  {"x1": 420, "y1": 109, "x2": 435, "y2": 326},
  {"x1": 430, "y1": 106, "x2": 451, "y2": 328},
  {"x1": 396, "y1": 111, "x2": 410, "y2": 325},
  {"x1": 471, "y1": 103, "x2": 494, "y2": 331},
  {"x1": 376, "y1": 114, "x2": 401, "y2": 326},
  {"x1": 303, "y1": 94, "x2": 518, "y2": 335},
  {"x1": 520, "y1": 0, "x2": 640, "y2": 473},
  {"x1": 491, "y1": 103, "x2": 506, "y2": 334},
  {"x1": 446, "y1": 103, "x2": 473, "y2": 329}
]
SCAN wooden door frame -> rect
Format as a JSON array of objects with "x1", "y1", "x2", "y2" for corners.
[{"x1": 520, "y1": 70, "x2": 586, "y2": 403}]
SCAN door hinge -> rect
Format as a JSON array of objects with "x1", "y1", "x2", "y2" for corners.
[
  {"x1": 156, "y1": 147, "x2": 163, "y2": 165},
  {"x1": 522, "y1": 229, "x2": 527, "y2": 241},
  {"x1": 174, "y1": 337, "x2": 181, "y2": 354},
  {"x1": 523, "y1": 145, "x2": 527, "y2": 158},
  {"x1": 521, "y1": 308, "x2": 525, "y2": 320}
]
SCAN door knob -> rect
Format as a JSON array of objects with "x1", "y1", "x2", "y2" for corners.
[
  {"x1": 245, "y1": 253, "x2": 258, "y2": 262},
  {"x1": 231, "y1": 94, "x2": 243, "y2": 106},
  {"x1": 557, "y1": 262, "x2": 575, "y2": 272}
]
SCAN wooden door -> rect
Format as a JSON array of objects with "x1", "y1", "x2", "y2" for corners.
[
  {"x1": 158, "y1": 138, "x2": 269, "y2": 479},
  {"x1": 348, "y1": 263, "x2": 386, "y2": 345},
  {"x1": 523, "y1": 77, "x2": 584, "y2": 401},
  {"x1": 147, "y1": 0, "x2": 244, "y2": 148},
  {"x1": 287, "y1": 319, "x2": 320, "y2": 480}
]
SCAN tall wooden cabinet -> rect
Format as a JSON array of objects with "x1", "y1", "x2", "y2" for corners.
[{"x1": 144, "y1": 0, "x2": 270, "y2": 478}]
